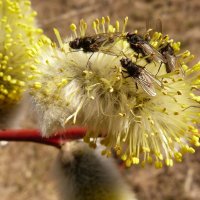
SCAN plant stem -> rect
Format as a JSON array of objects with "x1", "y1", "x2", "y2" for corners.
[{"x1": 0, "y1": 128, "x2": 86, "y2": 148}]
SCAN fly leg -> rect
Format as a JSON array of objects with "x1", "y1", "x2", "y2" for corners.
[
  {"x1": 155, "y1": 61, "x2": 163, "y2": 76},
  {"x1": 135, "y1": 82, "x2": 138, "y2": 90},
  {"x1": 86, "y1": 52, "x2": 94, "y2": 69}
]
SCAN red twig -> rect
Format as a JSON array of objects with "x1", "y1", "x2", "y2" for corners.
[{"x1": 0, "y1": 128, "x2": 86, "y2": 148}]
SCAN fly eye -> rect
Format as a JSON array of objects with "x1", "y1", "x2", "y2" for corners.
[
  {"x1": 134, "y1": 35, "x2": 140, "y2": 40},
  {"x1": 69, "y1": 41, "x2": 75, "y2": 48}
]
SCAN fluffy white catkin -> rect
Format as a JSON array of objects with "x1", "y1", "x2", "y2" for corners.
[{"x1": 28, "y1": 18, "x2": 200, "y2": 168}]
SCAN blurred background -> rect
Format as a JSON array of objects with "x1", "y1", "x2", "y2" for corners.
[{"x1": 0, "y1": 0, "x2": 200, "y2": 199}]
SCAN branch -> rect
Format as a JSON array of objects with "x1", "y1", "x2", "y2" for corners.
[{"x1": 0, "y1": 128, "x2": 86, "y2": 148}]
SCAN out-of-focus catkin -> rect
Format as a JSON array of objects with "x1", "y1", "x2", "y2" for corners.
[{"x1": 53, "y1": 141, "x2": 138, "y2": 200}]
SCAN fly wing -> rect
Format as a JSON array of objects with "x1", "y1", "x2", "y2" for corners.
[
  {"x1": 90, "y1": 33, "x2": 120, "y2": 48},
  {"x1": 166, "y1": 54, "x2": 185, "y2": 76},
  {"x1": 140, "y1": 43, "x2": 166, "y2": 63},
  {"x1": 89, "y1": 34, "x2": 108, "y2": 50},
  {"x1": 144, "y1": 69, "x2": 163, "y2": 87},
  {"x1": 165, "y1": 54, "x2": 176, "y2": 72},
  {"x1": 136, "y1": 71, "x2": 157, "y2": 96}
]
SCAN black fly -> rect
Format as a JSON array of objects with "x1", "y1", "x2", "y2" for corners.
[
  {"x1": 120, "y1": 58, "x2": 162, "y2": 96},
  {"x1": 69, "y1": 33, "x2": 119, "y2": 68},
  {"x1": 125, "y1": 33, "x2": 165, "y2": 64},
  {"x1": 159, "y1": 43, "x2": 184, "y2": 74},
  {"x1": 69, "y1": 33, "x2": 118, "y2": 53}
]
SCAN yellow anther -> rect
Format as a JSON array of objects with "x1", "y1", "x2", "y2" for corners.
[
  {"x1": 105, "y1": 16, "x2": 110, "y2": 24},
  {"x1": 101, "y1": 17, "x2": 105, "y2": 25},
  {"x1": 92, "y1": 21, "x2": 97, "y2": 34},
  {"x1": 33, "y1": 82, "x2": 42, "y2": 89},
  {"x1": 132, "y1": 157, "x2": 139, "y2": 164},
  {"x1": 70, "y1": 23, "x2": 77, "y2": 37},
  {"x1": 125, "y1": 158, "x2": 132, "y2": 167},
  {"x1": 142, "y1": 147, "x2": 150, "y2": 153},
  {"x1": 115, "y1": 20, "x2": 120, "y2": 32},
  {"x1": 121, "y1": 154, "x2": 127, "y2": 161},
  {"x1": 122, "y1": 16, "x2": 128, "y2": 33},
  {"x1": 106, "y1": 16, "x2": 110, "y2": 32},
  {"x1": 147, "y1": 156, "x2": 153, "y2": 164},
  {"x1": 165, "y1": 158, "x2": 173, "y2": 167},
  {"x1": 155, "y1": 161, "x2": 163, "y2": 169},
  {"x1": 188, "y1": 147, "x2": 195, "y2": 154},
  {"x1": 95, "y1": 18, "x2": 100, "y2": 33}
]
